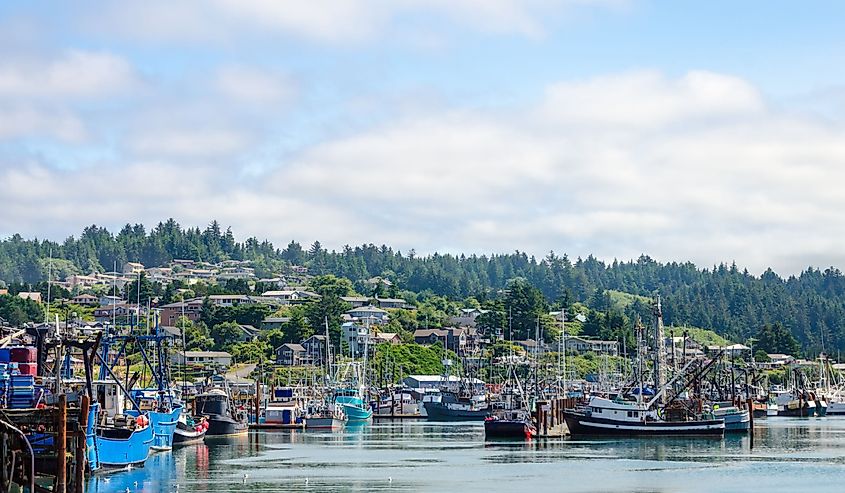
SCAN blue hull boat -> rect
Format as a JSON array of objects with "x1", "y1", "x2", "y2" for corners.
[
  {"x1": 91, "y1": 417, "x2": 154, "y2": 469},
  {"x1": 127, "y1": 405, "x2": 183, "y2": 451}
]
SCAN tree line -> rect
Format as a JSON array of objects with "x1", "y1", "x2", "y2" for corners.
[{"x1": 1, "y1": 219, "x2": 844, "y2": 353}]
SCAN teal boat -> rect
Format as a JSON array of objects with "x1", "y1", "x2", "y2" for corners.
[{"x1": 335, "y1": 388, "x2": 372, "y2": 421}]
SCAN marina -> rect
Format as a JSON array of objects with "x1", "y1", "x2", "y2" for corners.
[{"x1": 85, "y1": 418, "x2": 845, "y2": 493}]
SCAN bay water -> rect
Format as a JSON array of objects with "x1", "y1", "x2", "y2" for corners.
[{"x1": 89, "y1": 418, "x2": 845, "y2": 492}]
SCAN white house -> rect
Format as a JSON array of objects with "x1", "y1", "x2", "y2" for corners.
[
  {"x1": 171, "y1": 351, "x2": 232, "y2": 368},
  {"x1": 345, "y1": 305, "x2": 389, "y2": 325}
]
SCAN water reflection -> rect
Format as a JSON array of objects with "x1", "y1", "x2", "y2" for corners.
[{"x1": 87, "y1": 418, "x2": 845, "y2": 493}]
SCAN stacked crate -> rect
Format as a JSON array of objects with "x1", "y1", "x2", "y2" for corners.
[
  {"x1": 10, "y1": 346, "x2": 37, "y2": 376},
  {"x1": 8, "y1": 374, "x2": 35, "y2": 409}
]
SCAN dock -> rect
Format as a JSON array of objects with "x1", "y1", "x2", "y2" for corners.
[
  {"x1": 533, "y1": 397, "x2": 574, "y2": 438},
  {"x1": 248, "y1": 422, "x2": 305, "y2": 430},
  {"x1": 372, "y1": 413, "x2": 426, "y2": 421}
]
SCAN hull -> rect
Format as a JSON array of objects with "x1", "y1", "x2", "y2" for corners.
[
  {"x1": 205, "y1": 415, "x2": 248, "y2": 436},
  {"x1": 484, "y1": 419, "x2": 535, "y2": 439},
  {"x1": 341, "y1": 403, "x2": 373, "y2": 421},
  {"x1": 93, "y1": 422, "x2": 154, "y2": 469},
  {"x1": 826, "y1": 401, "x2": 845, "y2": 415},
  {"x1": 720, "y1": 411, "x2": 750, "y2": 433},
  {"x1": 335, "y1": 395, "x2": 373, "y2": 422},
  {"x1": 127, "y1": 405, "x2": 182, "y2": 451},
  {"x1": 815, "y1": 401, "x2": 828, "y2": 417},
  {"x1": 563, "y1": 411, "x2": 725, "y2": 437},
  {"x1": 778, "y1": 401, "x2": 815, "y2": 417},
  {"x1": 306, "y1": 417, "x2": 344, "y2": 430},
  {"x1": 423, "y1": 401, "x2": 489, "y2": 422},
  {"x1": 173, "y1": 421, "x2": 206, "y2": 446}
]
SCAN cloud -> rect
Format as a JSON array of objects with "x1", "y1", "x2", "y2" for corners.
[
  {"x1": 214, "y1": 66, "x2": 296, "y2": 105},
  {"x1": 3, "y1": 69, "x2": 845, "y2": 275},
  {"x1": 0, "y1": 50, "x2": 139, "y2": 143},
  {"x1": 85, "y1": 0, "x2": 625, "y2": 44},
  {"x1": 0, "y1": 50, "x2": 138, "y2": 99}
]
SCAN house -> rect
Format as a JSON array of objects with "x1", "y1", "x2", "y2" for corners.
[
  {"x1": 206, "y1": 294, "x2": 251, "y2": 307},
  {"x1": 123, "y1": 262, "x2": 145, "y2": 275},
  {"x1": 342, "y1": 322, "x2": 371, "y2": 356},
  {"x1": 66, "y1": 275, "x2": 99, "y2": 288},
  {"x1": 450, "y1": 308, "x2": 489, "y2": 327},
  {"x1": 237, "y1": 324, "x2": 260, "y2": 341},
  {"x1": 93, "y1": 303, "x2": 140, "y2": 323},
  {"x1": 402, "y1": 375, "x2": 486, "y2": 393},
  {"x1": 172, "y1": 351, "x2": 232, "y2": 368},
  {"x1": 413, "y1": 327, "x2": 475, "y2": 353},
  {"x1": 341, "y1": 296, "x2": 371, "y2": 308},
  {"x1": 706, "y1": 344, "x2": 751, "y2": 358},
  {"x1": 261, "y1": 290, "x2": 319, "y2": 304},
  {"x1": 301, "y1": 334, "x2": 328, "y2": 364},
  {"x1": 159, "y1": 298, "x2": 204, "y2": 325},
  {"x1": 261, "y1": 316, "x2": 290, "y2": 330},
  {"x1": 413, "y1": 328, "x2": 449, "y2": 347},
  {"x1": 564, "y1": 336, "x2": 619, "y2": 356},
  {"x1": 98, "y1": 295, "x2": 122, "y2": 306},
  {"x1": 371, "y1": 332, "x2": 401, "y2": 345},
  {"x1": 275, "y1": 343, "x2": 309, "y2": 366},
  {"x1": 514, "y1": 339, "x2": 541, "y2": 353},
  {"x1": 71, "y1": 294, "x2": 98, "y2": 306},
  {"x1": 345, "y1": 305, "x2": 389, "y2": 325},
  {"x1": 761, "y1": 353, "x2": 795, "y2": 369},
  {"x1": 376, "y1": 298, "x2": 407, "y2": 309},
  {"x1": 18, "y1": 292, "x2": 42, "y2": 303},
  {"x1": 145, "y1": 267, "x2": 173, "y2": 282}
]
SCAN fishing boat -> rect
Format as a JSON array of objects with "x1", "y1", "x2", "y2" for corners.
[
  {"x1": 334, "y1": 387, "x2": 373, "y2": 421},
  {"x1": 195, "y1": 387, "x2": 248, "y2": 436},
  {"x1": 564, "y1": 396, "x2": 725, "y2": 436},
  {"x1": 485, "y1": 407, "x2": 536, "y2": 439},
  {"x1": 93, "y1": 410, "x2": 154, "y2": 468},
  {"x1": 173, "y1": 413, "x2": 207, "y2": 446},
  {"x1": 712, "y1": 403, "x2": 750, "y2": 432},
  {"x1": 125, "y1": 392, "x2": 183, "y2": 451},
  {"x1": 424, "y1": 390, "x2": 490, "y2": 421},
  {"x1": 305, "y1": 403, "x2": 346, "y2": 430}
]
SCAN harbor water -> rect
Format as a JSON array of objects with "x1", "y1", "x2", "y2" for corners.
[{"x1": 89, "y1": 419, "x2": 845, "y2": 493}]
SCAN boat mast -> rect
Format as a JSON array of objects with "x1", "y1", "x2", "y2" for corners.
[
  {"x1": 45, "y1": 247, "x2": 53, "y2": 323},
  {"x1": 652, "y1": 296, "x2": 668, "y2": 406}
]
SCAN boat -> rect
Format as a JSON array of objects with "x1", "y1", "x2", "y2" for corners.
[
  {"x1": 92, "y1": 411, "x2": 154, "y2": 468},
  {"x1": 712, "y1": 403, "x2": 750, "y2": 432},
  {"x1": 423, "y1": 390, "x2": 490, "y2": 421},
  {"x1": 194, "y1": 387, "x2": 248, "y2": 436},
  {"x1": 563, "y1": 396, "x2": 725, "y2": 436},
  {"x1": 125, "y1": 393, "x2": 183, "y2": 451},
  {"x1": 335, "y1": 387, "x2": 373, "y2": 421},
  {"x1": 173, "y1": 413, "x2": 207, "y2": 446},
  {"x1": 305, "y1": 404, "x2": 346, "y2": 430},
  {"x1": 485, "y1": 407, "x2": 536, "y2": 439}
]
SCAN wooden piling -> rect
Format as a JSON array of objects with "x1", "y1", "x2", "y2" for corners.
[
  {"x1": 75, "y1": 395, "x2": 90, "y2": 493},
  {"x1": 746, "y1": 397, "x2": 754, "y2": 449},
  {"x1": 57, "y1": 394, "x2": 67, "y2": 493},
  {"x1": 255, "y1": 380, "x2": 261, "y2": 425}
]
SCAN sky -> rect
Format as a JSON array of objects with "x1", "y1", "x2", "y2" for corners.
[{"x1": 2, "y1": 0, "x2": 845, "y2": 275}]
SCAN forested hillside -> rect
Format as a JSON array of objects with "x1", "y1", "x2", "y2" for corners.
[{"x1": 1, "y1": 219, "x2": 844, "y2": 353}]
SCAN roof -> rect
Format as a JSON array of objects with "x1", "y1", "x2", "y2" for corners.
[
  {"x1": 184, "y1": 351, "x2": 231, "y2": 358},
  {"x1": 374, "y1": 332, "x2": 398, "y2": 340},
  {"x1": 414, "y1": 329, "x2": 449, "y2": 337},
  {"x1": 73, "y1": 294, "x2": 98, "y2": 299},
  {"x1": 347, "y1": 305, "x2": 387, "y2": 314},
  {"x1": 341, "y1": 296, "x2": 371, "y2": 302},
  {"x1": 405, "y1": 375, "x2": 485, "y2": 384},
  {"x1": 376, "y1": 298, "x2": 406, "y2": 303},
  {"x1": 280, "y1": 343, "x2": 306, "y2": 352}
]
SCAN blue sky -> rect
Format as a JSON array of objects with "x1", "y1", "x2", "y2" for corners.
[{"x1": 1, "y1": 1, "x2": 845, "y2": 274}]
